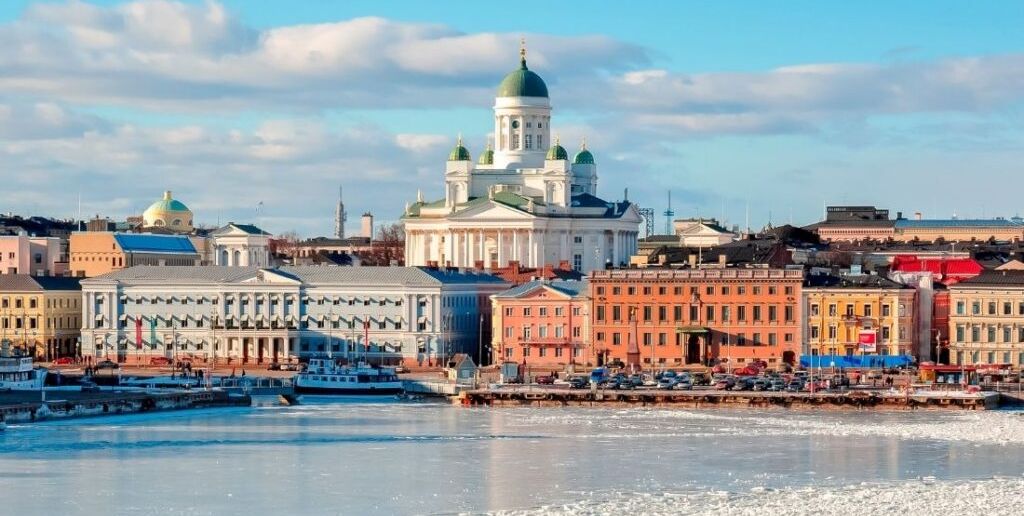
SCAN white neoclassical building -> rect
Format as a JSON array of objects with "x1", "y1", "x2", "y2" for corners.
[
  {"x1": 210, "y1": 223, "x2": 272, "y2": 267},
  {"x1": 402, "y1": 45, "x2": 642, "y2": 273},
  {"x1": 79, "y1": 266, "x2": 508, "y2": 366}
]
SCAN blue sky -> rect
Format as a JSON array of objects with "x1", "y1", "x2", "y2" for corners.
[{"x1": 1, "y1": 0, "x2": 1023, "y2": 236}]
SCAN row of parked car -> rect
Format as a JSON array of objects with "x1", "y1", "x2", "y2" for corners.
[{"x1": 712, "y1": 370, "x2": 852, "y2": 392}]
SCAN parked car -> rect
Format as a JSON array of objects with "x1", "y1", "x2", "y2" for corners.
[
  {"x1": 691, "y1": 372, "x2": 711, "y2": 386},
  {"x1": 769, "y1": 379, "x2": 786, "y2": 392},
  {"x1": 568, "y1": 376, "x2": 589, "y2": 389},
  {"x1": 714, "y1": 376, "x2": 736, "y2": 390},
  {"x1": 657, "y1": 377, "x2": 676, "y2": 390},
  {"x1": 731, "y1": 378, "x2": 754, "y2": 391},
  {"x1": 535, "y1": 375, "x2": 555, "y2": 385},
  {"x1": 52, "y1": 357, "x2": 74, "y2": 366},
  {"x1": 149, "y1": 357, "x2": 171, "y2": 367},
  {"x1": 786, "y1": 380, "x2": 805, "y2": 392},
  {"x1": 751, "y1": 378, "x2": 770, "y2": 391},
  {"x1": 628, "y1": 374, "x2": 645, "y2": 388},
  {"x1": 674, "y1": 379, "x2": 694, "y2": 390},
  {"x1": 95, "y1": 360, "x2": 119, "y2": 370}
]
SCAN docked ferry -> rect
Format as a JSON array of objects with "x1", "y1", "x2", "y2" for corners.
[
  {"x1": 0, "y1": 350, "x2": 47, "y2": 391},
  {"x1": 293, "y1": 359, "x2": 404, "y2": 395}
]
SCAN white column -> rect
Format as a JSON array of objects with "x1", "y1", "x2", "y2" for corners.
[
  {"x1": 478, "y1": 230, "x2": 485, "y2": 267},
  {"x1": 561, "y1": 231, "x2": 569, "y2": 262},
  {"x1": 527, "y1": 230, "x2": 535, "y2": 267},
  {"x1": 512, "y1": 230, "x2": 520, "y2": 264},
  {"x1": 497, "y1": 230, "x2": 504, "y2": 267},
  {"x1": 612, "y1": 231, "x2": 620, "y2": 267},
  {"x1": 462, "y1": 231, "x2": 470, "y2": 267}
]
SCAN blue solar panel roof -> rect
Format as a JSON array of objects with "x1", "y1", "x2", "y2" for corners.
[{"x1": 114, "y1": 233, "x2": 197, "y2": 254}]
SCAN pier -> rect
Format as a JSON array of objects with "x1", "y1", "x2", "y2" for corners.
[
  {"x1": 457, "y1": 387, "x2": 1002, "y2": 410},
  {"x1": 0, "y1": 389, "x2": 251, "y2": 424}
]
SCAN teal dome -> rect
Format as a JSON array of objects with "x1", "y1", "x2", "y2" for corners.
[
  {"x1": 478, "y1": 144, "x2": 494, "y2": 165},
  {"x1": 546, "y1": 141, "x2": 568, "y2": 160},
  {"x1": 448, "y1": 137, "x2": 471, "y2": 161},
  {"x1": 573, "y1": 143, "x2": 594, "y2": 165},
  {"x1": 497, "y1": 51, "x2": 549, "y2": 98}
]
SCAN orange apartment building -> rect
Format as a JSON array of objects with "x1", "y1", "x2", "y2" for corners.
[
  {"x1": 589, "y1": 268, "x2": 804, "y2": 370},
  {"x1": 490, "y1": 280, "x2": 588, "y2": 368},
  {"x1": 69, "y1": 232, "x2": 200, "y2": 277}
]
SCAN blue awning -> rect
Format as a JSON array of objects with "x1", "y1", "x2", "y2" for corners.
[{"x1": 799, "y1": 355, "x2": 914, "y2": 369}]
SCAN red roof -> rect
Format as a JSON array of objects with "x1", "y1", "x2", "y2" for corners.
[{"x1": 891, "y1": 255, "x2": 983, "y2": 285}]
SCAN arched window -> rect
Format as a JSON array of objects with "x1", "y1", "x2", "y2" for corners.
[
  {"x1": 233, "y1": 250, "x2": 242, "y2": 265},
  {"x1": 172, "y1": 219, "x2": 182, "y2": 226}
]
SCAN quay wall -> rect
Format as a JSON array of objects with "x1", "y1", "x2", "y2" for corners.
[
  {"x1": 458, "y1": 389, "x2": 1001, "y2": 411},
  {"x1": 0, "y1": 391, "x2": 250, "y2": 424}
]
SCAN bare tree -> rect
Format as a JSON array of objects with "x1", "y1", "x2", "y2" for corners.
[
  {"x1": 359, "y1": 223, "x2": 405, "y2": 266},
  {"x1": 270, "y1": 230, "x2": 302, "y2": 263}
]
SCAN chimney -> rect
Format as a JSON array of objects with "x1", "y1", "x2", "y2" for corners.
[
  {"x1": 914, "y1": 212, "x2": 922, "y2": 221},
  {"x1": 687, "y1": 254, "x2": 697, "y2": 268},
  {"x1": 718, "y1": 253, "x2": 727, "y2": 266},
  {"x1": 361, "y1": 212, "x2": 374, "y2": 239},
  {"x1": 509, "y1": 260, "x2": 520, "y2": 276},
  {"x1": 896, "y1": 211, "x2": 903, "y2": 220}
]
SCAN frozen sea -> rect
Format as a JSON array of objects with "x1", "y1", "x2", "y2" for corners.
[{"x1": 2, "y1": 399, "x2": 1023, "y2": 515}]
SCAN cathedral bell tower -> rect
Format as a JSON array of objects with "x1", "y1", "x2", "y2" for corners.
[{"x1": 492, "y1": 40, "x2": 551, "y2": 170}]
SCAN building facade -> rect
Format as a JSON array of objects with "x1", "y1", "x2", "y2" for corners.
[
  {"x1": 803, "y1": 272, "x2": 917, "y2": 359},
  {"x1": 490, "y1": 280, "x2": 588, "y2": 368},
  {"x1": 79, "y1": 266, "x2": 508, "y2": 366},
  {"x1": 948, "y1": 271, "x2": 1024, "y2": 367},
  {"x1": 0, "y1": 275, "x2": 81, "y2": 360},
  {"x1": 0, "y1": 234, "x2": 65, "y2": 276},
  {"x1": 210, "y1": 223, "x2": 272, "y2": 267},
  {"x1": 401, "y1": 45, "x2": 642, "y2": 274},
  {"x1": 589, "y1": 268, "x2": 803, "y2": 369},
  {"x1": 69, "y1": 232, "x2": 199, "y2": 277}
]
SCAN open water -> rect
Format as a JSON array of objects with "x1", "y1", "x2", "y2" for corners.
[{"x1": 1, "y1": 398, "x2": 1023, "y2": 515}]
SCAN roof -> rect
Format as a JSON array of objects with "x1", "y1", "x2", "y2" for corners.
[
  {"x1": 85, "y1": 266, "x2": 508, "y2": 287},
  {"x1": 546, "y1": 143, "x2": 568, "y2": 160},
  {"x1": 804, "y1": 273, "x2": 910, "y2": 289},
  {"x1": 113, "y1": 233, "x2": 197, "y2": 254},
  {"x1": 895, "y1": 219, "x2": 1023, "y2": 229},
  {"x1": 227, "y1": 223, "x2": 269, "y2": 235},
  {"x1": 0, "y1": 275, "x2": 82, "y2": 292},
  {"x1": 497, "y1": 56, "x2": 548, "y2": 98},
  {"x1": 952, "y1": 270, "x2": 1024, "y2": 287},
  {"x1": 493, "y1": 279, "x2": 589, "y2": 299},
  {"x1": 890, "y1": 255, "x2": 983, "y2": 280}
]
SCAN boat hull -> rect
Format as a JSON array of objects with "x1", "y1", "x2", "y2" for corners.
[{"x1": 295, "y1": 385, "x2": 404, "y2": 395}]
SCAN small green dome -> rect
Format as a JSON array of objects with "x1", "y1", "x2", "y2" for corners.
[
  {"x1": 448, "y1": 136, "x2": 471, "y2": 161},
  {"x1": 497, "y1": 46, "x2": 548, "y2": 98},
  {"x1": 573, "y1": 141, "x2": 595, "y2": 165},
  {"x1": 546, "y1": 140, "x2": 568, "y2": 160},
  {"x1": 478, "y1": 144, "x2": 494, "y2": 165}
]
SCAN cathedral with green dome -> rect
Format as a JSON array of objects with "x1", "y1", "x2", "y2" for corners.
[{"x1": 402, "y1": 42, "x2": 642, "y2": 274}]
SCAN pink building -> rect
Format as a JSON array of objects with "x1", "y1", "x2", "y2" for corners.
[
  {"x1": 490, "y1": 280, "x2": 589, "y2": 369},
  {"x1": 0, "y1": 234, "x2": 66, "y2": 276}
]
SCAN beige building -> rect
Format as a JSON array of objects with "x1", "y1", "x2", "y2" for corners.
[
  {"x1": 804, "y1": 272, "x2": 917, "y2": 358},
  {"x1": 948, "y1": 271, "x2": 1024, "y2": 367},
  {"x1": 70, "y1": 232, "x2": 199, "y2": 277},
  {"x1": 0, "y1": 275, "x2": 82, "y2": 360}
]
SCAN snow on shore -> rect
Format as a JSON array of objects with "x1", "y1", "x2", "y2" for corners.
[{"x1": 502, "y1": 477, "x2": 1024, "y2": 516}]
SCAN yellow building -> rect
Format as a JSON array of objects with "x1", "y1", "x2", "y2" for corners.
[
  {"x1": 948, "y1": 271, "x2": 1024, "y2": 367},
  {"x1": 0, "y1": 275, "x2": 82, "y2": 360},
  {"x1": 804, "y1": 273, "x2": 917, "y2": 358},
  {"x1": 69, "y1": 232, "x2": 200, "y2": 277}
]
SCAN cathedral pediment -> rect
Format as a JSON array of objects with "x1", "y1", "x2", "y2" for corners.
[{"x1": 450, "y1": 200, "x2": 535, "y2": 221}]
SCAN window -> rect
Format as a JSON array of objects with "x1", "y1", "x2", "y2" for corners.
[
  {"x1": 784, "y1": 286, "x2": 794, "y2": 296},
  {"x1": 863, "y1": 304, "x2": 872, "y2": 317},
  {"x1": 737, "y1": 306, "x2": 746, "y2": 321},
  {"x1": 882, "y1": 326, "x2": 890, "y2": 341},
  {"x1": 512, "y1": 133, "x2": 520, "y2": 149},
  {"x1": 596, "y1": 306, "x2": 606, "y2": 322},
  {"x1": 810, "y1": 304, "x2": 820, "y2": 316},
  {"x1": 658, "y1": 333, "x2": 667, "y2": 346},
  {"x1": 505, "y1": 307, "x2": 513, "y2": 317},
  {"x1": 539, "y1": 307, "x2": 548, "y2": 317},
  {"x1": 768, "y1": 333, "x2": 777, "y2": 346},
  {"x1": 721, "y1": 306, "x2": 731, "y2": 322},
  {"x1": 689, "y1": 305, "x2": 699, "y2": 321},
  {"x1": 987, "y1": 326, "x2": 996, "y2": 343},
  {"x1": 956, "y1": 325, "x2": 965, "y2": 342},
  {"x1": 883, "y1": 304, "x2": 892, "y2": 317},
  {"x1": 828, "y1": 326, "x2": 837, "y2": 340},
  {"x1": 752, "y1": 306, "x2": 762, "y2": 322},
  {"x1": 596, "y1": 331, "x2": 605, "y2": 342},
  {"x1": 612, "y1": 305, "x2": 621, "y2": 321},
  {"x1": 768, "y1": 306, "x2": 777, "y2": 322},
  {"x1": 845, "y1": 304, "x2": 854, "y2": 316},
  {"x1": 522, "y1": 326, "x2": 532, "y2": 339},
  {"x1": 642, "y1": 306, "x2": 652, "y2": 321},
  {"x1": 810, "y1": 326, "x2": 820, "y2": 339},
  {"x1": 523, "y1": 307, "x2": 531, "y2": 317},
  {"x1": 555, "y1": 307, "x2": 564, "y2": 317},
  {"x1": 784, "y1": 305, "x2": 794, "y2": 322},
  {"x1": 612, "y1": 333, "x2": 621, "y2": 345},
  {"x1": 705, "y1": 305, "x2": 715, "y2": 322},
  {"x1": 828, "y1": 304, "x2": 837, "y2": 316},
  {"x1": 572, "y1": 254, "x2": 582, "y2": 271},
  {"x1": 573, "y1": 236, "x2": 583, "y2": 244},
  {"x1": 525, "y1": 134, "x2": 533, "y2": 149},
  {"x1": 971, "y1": 325, "x2": 980, "y2": 342},
  {"x1": 988, "y1": 302, "x2": 997, "y2": 315},
  {"x1": 642, "y1": 332, "x2": 652, "y2": 346},
  {"x1": 1004, "y1": 302, "x2": 1013, "y2": 316},
  {"x1": 972, "y1": 302, "x2": 981, "y2": 315},
  {"x1": 538, "y1": 326, "x2": 548, "y2": 338},
  {"x1": 658, "y1": 306, "x2": 667, "y2": 321}
]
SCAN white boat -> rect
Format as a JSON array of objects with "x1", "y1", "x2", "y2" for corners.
[
  {"x1": 294, "y1": 359, "x2": 403, "y2": 395},
  {"x1": 0, "y1": 345, "x2": 47, "y2": 391}
]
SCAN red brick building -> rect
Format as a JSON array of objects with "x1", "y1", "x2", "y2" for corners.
[
  {"x1": 490, "y1": 280, "x2": 589, "y2": 367},
  {"x1": 589, "y1": 268, "x2": 804, "y2": 370}
]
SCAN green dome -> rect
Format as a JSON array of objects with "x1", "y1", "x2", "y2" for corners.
[
  {"x1": 478, "y1": 145, "x2": 494, "y2": 165},
  {"x1": 448, "y1": 137, "x2": 471, "y2": 161},
  {"x1": 574, "y1": 146, "x2": 594, "y2": 165},
  {"x1": 497, "y1": 54, "x2": 549, "y2": 98},
  {"x1": 546, "y1": 141, "x2": 568, "y2": 160}
]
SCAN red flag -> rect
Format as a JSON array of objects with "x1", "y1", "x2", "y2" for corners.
[{"x1": 135, "y1": 317, "x2": 143, "y2": 349}]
